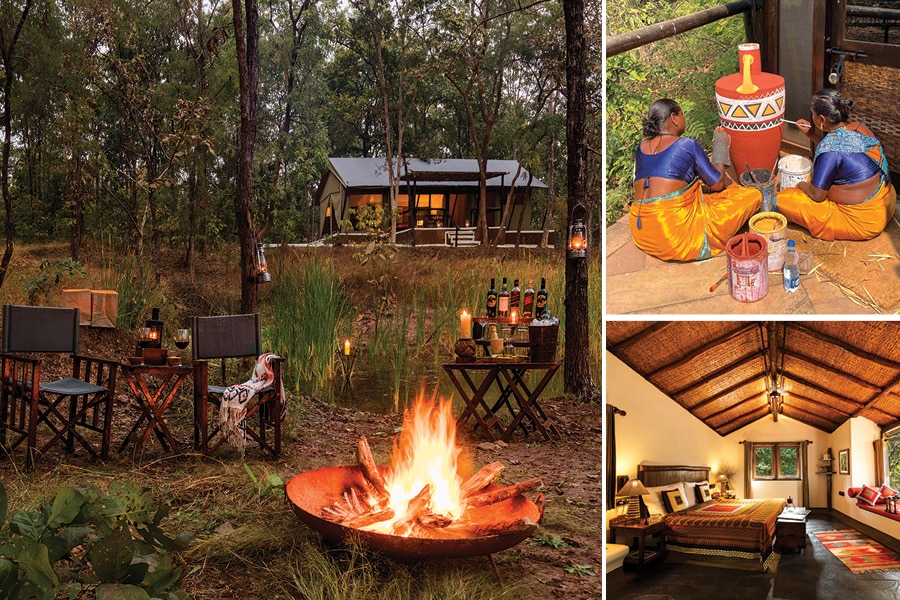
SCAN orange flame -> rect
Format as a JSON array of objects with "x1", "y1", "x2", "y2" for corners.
[{"x1": 365, "y1": 393, "x2": 464, "y2": 533}]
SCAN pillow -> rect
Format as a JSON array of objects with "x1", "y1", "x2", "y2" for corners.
[
  {"x1": 857, "y1": 484, "x2": 881, "y2": 506},
  {"x1": 662, "y1": 488, "x2": 688, "y2": 513},
  {"x1": 641, "y1": 485, "x2": 671, "y2": 515},
  {"x1": 679, "y1": 482, "x2": 697, "y2": 508},
  {"x1": 695, "y1": 481, "x2": 713, "y2": 503},
  {"x1": 879, "y1": 484, "x2": 899, "y2": 500},
  {"x1": 847, "y1": 487, "x2": 861, "y2": 499}
]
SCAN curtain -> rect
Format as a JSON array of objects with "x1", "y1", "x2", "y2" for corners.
[
  {"x1": 800, "y1": 440, "x2": 810, "y2": 507},
  {"x1": 874, "y1": 439, "x2": 885, "y2": 485},
  {"x1": 743, "y1": 442, "x2": 753, "y2": 499},
  {"x1": 605, "y1": 404, "x2": 618, "y2": 508}
]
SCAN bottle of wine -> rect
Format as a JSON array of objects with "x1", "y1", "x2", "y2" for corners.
[
  {"x1": 522, "y1": 280, "x2": 535, "y2": 319},
  {"x1": 535, "y1": 278, "x2": 549, "y2": 319},
  {"x1": 510, "y1": 279, "x2": 521, "y2": 315},
  {"x1": 498, "y1": 277, "x2": 510, "y2": 317},
  {"x1": 486, "y1": 278, "x2": 497, "y2": 318}
]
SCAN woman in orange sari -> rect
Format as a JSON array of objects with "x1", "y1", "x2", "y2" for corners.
[
  {"x1": 776, "y1": 89, "x2": 895, "y2": 241},
  {"x1": 631, "y1": 99, "x2": 761, "y2": 261}
]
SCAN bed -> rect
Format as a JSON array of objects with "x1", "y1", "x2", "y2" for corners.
[{"x1": 637, "y1": 464, "x2": 785, "y2": 571}]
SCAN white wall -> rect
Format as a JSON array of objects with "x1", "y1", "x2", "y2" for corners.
[{"x1": 608, "y1": 352, "x2": 732, "y2": 488}]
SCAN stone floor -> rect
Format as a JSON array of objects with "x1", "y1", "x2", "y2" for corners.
[
  {"x1": 606, "y1": 512, "x2": 900, "y2": 600},
  {"x1": 605, "y1": 216, "x2": 897, "y2": 315}
]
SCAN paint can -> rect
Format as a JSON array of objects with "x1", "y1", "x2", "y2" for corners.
[
  {"x1": 777, "y1": 155, "x2": 812, "y2": 191},
  {"x1": 725, "y1": 233, "x2": 768, "y2": 302},
  {"x1": 748, "y1": 212, "x2": 788, "y2": 272},
  {"x1": 739, "y1": 169, "x2": 776, "y2": 212}
]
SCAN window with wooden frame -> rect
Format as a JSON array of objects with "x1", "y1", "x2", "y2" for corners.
[{"x1": 752, "y1": 443, "x2": 802, "y2": 481}]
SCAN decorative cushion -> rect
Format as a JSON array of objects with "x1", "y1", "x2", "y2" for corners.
[
  {"x1": 695, "y1": 481, "x2": 713, "y2": 503},
  {"x1": 858, "y1": 484, "x2": 881, "y2": 506},
  {"x1": 847, "y1": 487, "x2": 861, "y2": 499},
  {"x1": 642, "y1": 485, "x2": 673, "y2": 515},
  {"x1": 879, "y1": 484, "x2": 899, "y2": 501},
  {"x1": 662, "y1": 488, "x2": 688, "y2": 513}
]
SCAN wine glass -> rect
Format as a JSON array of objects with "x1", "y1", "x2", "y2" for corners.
[
  {"x1": 477, "y1": 316, "x2": 489, "y2": 340},
  {"x1": 173, "y1": 328, "x2": 190, "y2": 356},
  {"x1": 137, "y1": 327, "x2": 154, "y2": 349}
]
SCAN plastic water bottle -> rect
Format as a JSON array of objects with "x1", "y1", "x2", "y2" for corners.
[{"x1": 783, "y1": 239, "x2": 800, "y2": 293}]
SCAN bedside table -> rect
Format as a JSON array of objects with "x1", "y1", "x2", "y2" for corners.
[
  {"x1": 775, "y1": 508, "x2": 812, "y2": 553},
  {"x1": 611, "y1": 520, "x2": 666, "y2": 574}
]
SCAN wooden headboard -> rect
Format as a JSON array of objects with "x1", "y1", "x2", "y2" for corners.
[{"x1": 638, "y1": 464, "x2": 710, "y2": 488}]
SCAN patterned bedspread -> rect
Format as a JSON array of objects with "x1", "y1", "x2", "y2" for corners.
[{"x1": 665, "y1": 498, "x2": 786, "y2": 561}]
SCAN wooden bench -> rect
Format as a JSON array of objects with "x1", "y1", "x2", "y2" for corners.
[{"x1": 445, "y1": 229, "x2": 480, "y2": 247}]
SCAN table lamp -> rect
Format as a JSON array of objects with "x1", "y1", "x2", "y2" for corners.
[
  {"x1": 616, "y1": 478, "x2": 649, "y2": 521},
  {"x1": 717, "y1": 473, "x2": 729, "y2": 494}
]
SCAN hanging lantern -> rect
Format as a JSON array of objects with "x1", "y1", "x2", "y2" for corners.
[
  {"x1": 256, "y1": 243, "x2": 272, "y2": 283},
  {"x1": 145, "y1": 306, "x2": 164, "y2": 349},
  {"x1": 567, "y1": 218, "x2": 587, "y2": 259}
]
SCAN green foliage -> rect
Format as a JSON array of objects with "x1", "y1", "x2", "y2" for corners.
[
  {"x1": 270, "y1": 253, "x2": 354, "y2": 393},
  {"x1": 564, "y1": 563, "x2": 596, "y2": 577},
  {"x1": 242, "y1": 464, "x2": 285, "y2": 499},
  {"x1": 98, "y1": 256, "x2": 162, "y2": 333},
  {"x1": 0, "y1": 481, "x2": 191, "y2": 600},
  {"x1": 605, "y1": 0, "x2": 746, "y2": 226},
  {"x1": 22, "y1": 258, "x2": 87, "y2": 306},
  {"x1": 532, "y1": 533, "x2": 569, "y2": 549}
]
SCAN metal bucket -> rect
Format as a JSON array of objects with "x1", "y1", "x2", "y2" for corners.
[
  {"x1": 739, "y1": 169, "x2": 776, "y2": 213},
  {"x1": 777, "y1": 155, "x2": 812, "y2": 191},
  {"x1": 749, "y1": 212, "x2": 788, "y2": 272},
  {"x1": 725, "y1": 233, "x2": 769, "y2": 302}
]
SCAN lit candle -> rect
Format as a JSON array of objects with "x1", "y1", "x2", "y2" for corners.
[
  {"x1": 344, "y1": 339, "x2": 351, "y2": 355},
  {"x1": 510, "y1": 309, "x2": 518, "y2": 326},
  {"x1": 460, "y1": 310, "x2": 471, "y2": 339}
]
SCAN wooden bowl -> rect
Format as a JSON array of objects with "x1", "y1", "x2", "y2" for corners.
[{"x1": 166, "y1": 356, "x2": 182, "y2": 366}]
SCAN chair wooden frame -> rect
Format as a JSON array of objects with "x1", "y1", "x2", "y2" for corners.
[
  {"x1": 191, "y1": 314, "x2": 284, "y2": 458},
  {"x1": 0, "y1": 305, "x2": 118, "y2": 470}
]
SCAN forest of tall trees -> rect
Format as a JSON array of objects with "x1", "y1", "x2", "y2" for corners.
[{"x1": 0, "y1": 0, "x2": 600, "y2": 277}]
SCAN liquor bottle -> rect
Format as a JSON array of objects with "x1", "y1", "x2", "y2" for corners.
[
  {"x1": 498, "y1": 277, "x2": 510, "y2": 317},
  {"x1": 522, "y1": 280, "x2": 535, "y2": 319},
  {"x1": 535, "y1": 277, "x2": 549, "y2": 319},
  {"x1": 486, "y1": 278, "x2": 498, "y2": 318},
  {"x1": 510, "y1": 279, "x2": 521, "y2": 314}
]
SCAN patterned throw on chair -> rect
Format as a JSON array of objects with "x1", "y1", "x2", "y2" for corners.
[
  {"x1": 220, "y1": 353, "x2": 284, "y2": 455},
  {"x1": 814, "y1": 529, "x2": 900, "y2": 573}
]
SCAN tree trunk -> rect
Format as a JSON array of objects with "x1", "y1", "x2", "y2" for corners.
[
  {"x1": 233, "y1": 0, "x2": 260, "y2": 314},
  {"x1": 562, "y1": 0, "x2": 597, "y2": 402},
  {"x1": 490, "y1": 164, "x2": 522, "y2": 247},
  {"x1": 0, "y1": 0, "x2": 32, "y2": 291}
]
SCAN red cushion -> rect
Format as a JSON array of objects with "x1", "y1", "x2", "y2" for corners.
[
  {"x1": 847, "y1": 487, "x2": 862, "y2": 499},
  {"x1": 858, "y1": 484, "x2": 881, "y2": 506},
  {"x1": 879, "y1": 484, "x2": 899, "y2": 500}
]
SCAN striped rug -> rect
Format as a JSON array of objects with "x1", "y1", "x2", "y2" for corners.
[{"x1": 813, "y1": 529, "x2": 900, "y2": 573}]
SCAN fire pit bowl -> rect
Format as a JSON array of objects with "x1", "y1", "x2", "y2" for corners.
[{"x1": 286, "y1": 466, "x2": 542, "y2": 560}]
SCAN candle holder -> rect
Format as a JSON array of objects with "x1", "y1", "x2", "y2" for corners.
[
  {"x1": 335, "y1": 346, "x2": 360, "y2": 381},
  {"x1": 454, "y1": 338, "x2": 477, "y2": 362}
]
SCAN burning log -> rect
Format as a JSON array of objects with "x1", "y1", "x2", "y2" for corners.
[
  {"x1": 465, "y1": 478, "x2": 543, "y2": 508},
  {"x1": 448, "y1": 517, "x2": 537, "y2": 537},
  {"x1": 392, "y1": 484, "x2": 432, "y2": 535},
  {"x1": 460, "y1": 461, "x2": 505, "y2": 498},
  {"x1": 343, "y1": 508, "x2": 395, "y2": 529},
  {"x1": 356, "y1": 435, "x2": 389, "y2": 502}
]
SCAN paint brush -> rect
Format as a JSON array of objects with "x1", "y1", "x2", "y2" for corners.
[
  {"x1": 709, "y1": 273, "x2": 728, "y2": 293},
  {"x1": 745, "y1": 163, "x2": 758, "y2": 183},
  {"x1": 782, "y1": 119, "x2": 798, "y2": 126}
]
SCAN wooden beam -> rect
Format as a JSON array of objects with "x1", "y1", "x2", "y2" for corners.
[
  {"x1": 786, "y1": 372, "x2": 867, "y2": 408},
  {"x1": 685, "y1": 372, "x2": 763, "y2": 412},
  {"x1": 784, "y1": 349, "x2": 882, "y2": 394},
  {"x1": 716, "y1": 405, "x2": 770, "y2": 435},
  {"x1": 607, "y1": 322, "x2": 678, "y2": 354},
  {"x1": 788, "y1": 391, "x2": 855, "y2": 418},
  {"x1": 781, "y1": 404, "x2": 841, "y2": 432},
  {"x1": 851, "y1": 372, "x2": 900, "y2": 418},
  {"x1": 792, "y1": 324, "x2": 900, "y2": 371},
  {"x1": 670, "y1": 352, "x2": 763, "y2": 398}
]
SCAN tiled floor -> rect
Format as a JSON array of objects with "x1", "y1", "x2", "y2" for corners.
[{"x1": 606, "y1": 512, "x2": 900, "y2": 600}]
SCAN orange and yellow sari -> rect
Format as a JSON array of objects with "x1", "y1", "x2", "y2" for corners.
[
  {"x1": 776, "y1": 129, "x2": 896, "y2": 241},
  {"x1": 629, "y1": 180, "x2": 761, "y2": 261}
]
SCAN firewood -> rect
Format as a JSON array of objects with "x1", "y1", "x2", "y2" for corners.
[
  {"x1": 465, "y1": 478, "x2": 543, "y2": 508},
  {"x1": 418, "y1": 512, "x2": 453, "y2": 528},
  {"x1": 449, "y1": 517, "x2": 536, "y2": 537},
  {"x1": 342, "y1": 508, "x2": 395, "y2": 529},
  {"x1": 321, "y1": 504, "x2": 351, "y2": 522},
  {"x1": 460, "y1": 461, "x2": 505, "y2": 498},
  {"x1": 392, "y1": 484, "x2": 432, "y2": 535},
  {"x1": 356, "y1": 436, "x2": 389, "y2": 499}
]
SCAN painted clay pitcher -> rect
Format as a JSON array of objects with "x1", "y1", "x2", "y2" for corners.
[{"x1": 715, "y1": 43, "x2": 785, "y2": 180}]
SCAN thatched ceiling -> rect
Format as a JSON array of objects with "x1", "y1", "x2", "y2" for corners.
[{"x1": 606, "y1": 321, "x2": 900, "y2": 435}]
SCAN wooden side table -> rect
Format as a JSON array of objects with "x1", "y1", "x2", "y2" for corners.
[
  {"x1": 611, "y1": 520, "x2": 667, "y2": 574},
  {"x1": 775, "y1": 508, "x2": 811, "y2": 553}
]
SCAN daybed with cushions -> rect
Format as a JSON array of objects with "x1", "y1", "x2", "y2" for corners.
[
  {"x1": 629, "y1": 464, "x2": 786, "y2": 571},
  {"x1": 847, "y1": 484, "x2": 900, "y2": 522},
  {"x1": 606, "y1": 544, "x2": 630, "y2": 573}
]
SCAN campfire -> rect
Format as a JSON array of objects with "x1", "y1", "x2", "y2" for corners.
[{"x1": 287, "y1": 395, "x2": 544, "y2": 561}]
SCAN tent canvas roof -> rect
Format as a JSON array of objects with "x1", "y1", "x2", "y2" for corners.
[{"x1": 328, "y1": 158, "x2": 548, "y2": 190}]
